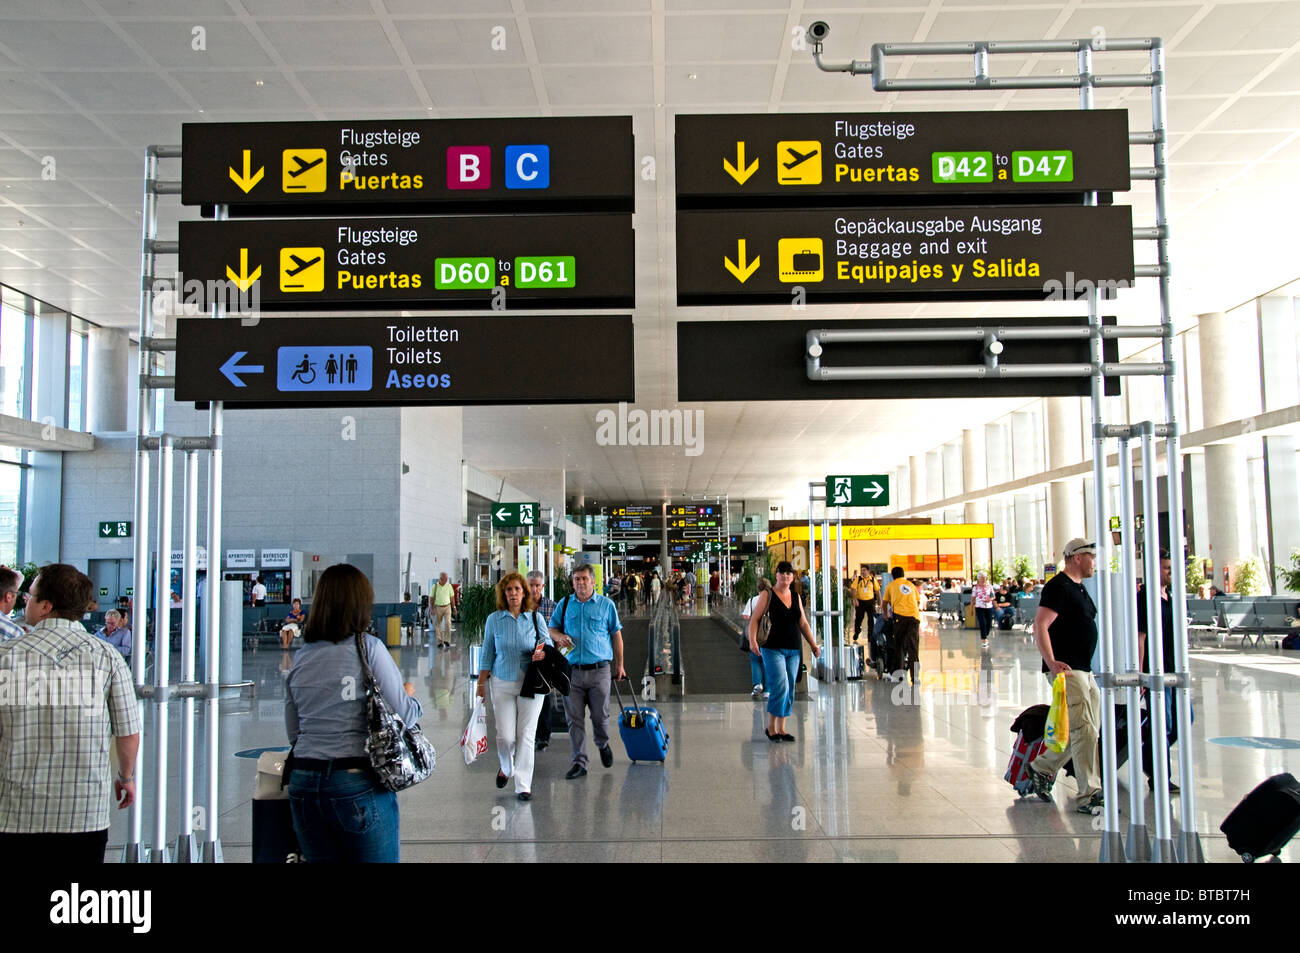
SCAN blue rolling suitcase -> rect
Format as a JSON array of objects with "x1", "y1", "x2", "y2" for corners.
[{"x1": 612, "y1": 677, "x2": 669, "y2": 764}]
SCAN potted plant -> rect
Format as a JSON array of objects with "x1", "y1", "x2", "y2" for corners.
[
  {"x1": 1276, "y1": 549, "x2": 1300, "y2": 594},
  {"x1": 1186, "y1": 554, "x2": 1208, "y2": 595},
  {"x1": 1233, "y1": 555, "x2": 1266, "y2": 596},
  {"x1": 457, "y1": 583, "x2": 495, "y2": 676}
]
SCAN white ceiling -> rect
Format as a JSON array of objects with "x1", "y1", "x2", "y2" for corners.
[{"x1": 1, "y1": 1, "x2": 1297, "y2": 510}]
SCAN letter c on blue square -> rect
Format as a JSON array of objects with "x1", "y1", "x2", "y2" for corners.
[{"x1": 505, "y1": 145, "x2": 549, "y2": 189}]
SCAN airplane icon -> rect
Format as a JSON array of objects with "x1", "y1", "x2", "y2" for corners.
[
  {"x1": 287, "y1": 154, "x2": 323, "y2": 178},
  {"x1": 783, "y1": 146, "x2": 819, "y2": 170},
  {"x1": 279, "y1": 246, "x2": 325, "y2": 291},
  {"x1": 281, "y1": 148, "x2": 327, "y2": 192},
  {"x1": 776, "y1": 139, "x2": 822, "y2": 185},
  {"x1": 285, "y1": 253, "x2": 321, "y2": 276}
]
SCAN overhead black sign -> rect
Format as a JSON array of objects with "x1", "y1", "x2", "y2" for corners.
[
  {"x1": 181, "y1": 117, "x2": 633, "y2": 214},
  {"x1": 174, "y1": 315, "x2": 634, "y2": 407},
  {"x1": 676, "y1": 205, "x2": 1133, "y2": 305},
  {"x1": 177, "y1": 215, "x2": 634, "y2": 310},
  {"x1": 677, "y1": 317, "x2": 1120, "y2": 402},
  {"x1": 675, "y1": 110, "x2": 1129, "y2": 205}
]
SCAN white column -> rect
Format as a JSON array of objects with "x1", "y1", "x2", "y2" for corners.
[
  {"x1": 1046, "y1": 396, "x2": 1085, "y2": 557},
  {"x1": 925, "y1": 449, "x2": 943, "y2": 508},
  {"x1": 1011, "y1": 410, "x2": 1039, "y2": 480},
  {"x1": 942, "y1": 441, "x2": 962, "y2": 501},
  {"x1": 1259, "y1": 296, "x2": 1300, "y2": 581},
  {"x1": 87, "y1": 327, "x2": 130, "y2": 432},
  {"x1": 1198, "y1": 311, "x2": 1254, "y2": 585},
  {"x1": 893, "y1": 465, "x2": 909, "y2": 514},
  {"x1": 909, "y1": 454, "x2": 926, "y2": 511},
  {"x1": 962, "y1": 428, "x2": 989, "y2": 565}
]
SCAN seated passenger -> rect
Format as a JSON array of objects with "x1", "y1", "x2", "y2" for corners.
[
  {"x1": 280, "y1": 597, "x2": 305, "y2": 649},
  {"x1": 995, "y1": 585, "x2": 1015, "y2": 628},
  {"x1": 96, "y1": 609, "x2": 132, "y2": 657}
]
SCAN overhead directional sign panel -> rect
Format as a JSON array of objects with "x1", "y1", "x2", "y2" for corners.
[
  {"x1": 678, "y1": 317, "x2": 1120, "y2": 401},
  {"x1": 676, "y1": 205, "x2": 1133, "y2": 305},
  {"x1": 826, "y1": 475, "x2": 890, "y2": 508},
  {"x1": 177, "y1": 214, "x2": 634, "y2": 310},
  {"x1": 493, "y1": 503, "x2": 539, "y2": 527},
  {"x1": 174, "y1": 315, "x2": 634, "y2": 407},
  {"x1": 675, "y1": 110, "x2": 1130, "y2": 203},
  {"x1": 181, "y1": 117, "x2": 634, "y2": 214}
]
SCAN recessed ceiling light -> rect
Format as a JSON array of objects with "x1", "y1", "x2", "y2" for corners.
[
  {"x1": 255, "y1": 78, "x2": 264, "y2": 87},
  {"x1": 687, "y1": 73, "x2": 697, "y2": 81}
]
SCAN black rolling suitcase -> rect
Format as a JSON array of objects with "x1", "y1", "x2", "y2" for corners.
[
  {"x1": 867, "y1": 617, "x2": 889, "y2": 679},
  {"x1": 1220, "y1": 772, "x2": 1300, "y2": 862}
]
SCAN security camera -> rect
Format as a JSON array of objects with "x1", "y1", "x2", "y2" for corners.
[{"x1": 808, "y1": 21, "x2": 831, "y2": 43}]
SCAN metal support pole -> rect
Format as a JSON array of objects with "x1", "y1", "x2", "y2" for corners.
[
  {"x1": 821, "y1": 501, "x2": 833, "y2": 681},
  {"x1": 1141, "y1": 427, "x2": 1176, "y2": 863},
  {"x1": 1080, "y1": 44, "x2": 1124, "y2": 865},
  {"x1": 174, "y1": 449, "x2": 199, "y2": 864},
  {"x1": 1119, "y1": 437, "x2": 1150, "y2": 860},
  {"x1": 1150, "y1": 40, "x2": 1202, "y2": 864},
  {"x1": 150, "y1": 433, "x2": 174, "y2": 863},
  {"x1": 201, "y1": 400, "x2": 224, "y2": 863},
  {"x1": 806, "y1": 484, "x2": 819, "y2": 656},
  {"x1": 835, "y1": 504, "x2": 845, "y2": 680}
]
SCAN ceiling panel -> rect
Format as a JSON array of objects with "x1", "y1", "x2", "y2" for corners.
[
  {"x1": 256, "y1": 18, "x2": 398, "y2": 69},
  {"x1": 1178, "y1": 1, "x2": 1300, "y2": 52},
  {"x1": 119, "y1": 20, "x2": 274, "y2": 69},
  {"x1": 529, "y1": 16, "x2": 653, "y2": 64},
  {"x1": 397, "y1": 18, "x2": 530, "y2": 67},
  {"x1": 665, "y1": 14, "x2": 788, "y2": 63},
  {"x1": 422, "y1": 67, "x2": 539, "y2": 109},
  {"x1": 542, "y1": 65, "x2": 654, "y2": 105}
]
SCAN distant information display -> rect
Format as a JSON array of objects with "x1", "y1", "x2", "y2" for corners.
[{"x1": 675, "y1": 110, "x2": 1129, "y2": 202}]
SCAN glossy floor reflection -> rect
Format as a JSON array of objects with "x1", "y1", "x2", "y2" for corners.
[{"x1": 108, "y1": 615, "x2": 1300, "y2": 863}]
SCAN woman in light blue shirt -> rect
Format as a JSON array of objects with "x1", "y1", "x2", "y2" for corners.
[{"x1": 476, "y1": 572, "x2": 550, "y2": 801}]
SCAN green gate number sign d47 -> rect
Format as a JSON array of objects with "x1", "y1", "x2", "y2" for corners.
[{"x1": 1012, "y1": 150, "x2": 1073, "y2": 182}]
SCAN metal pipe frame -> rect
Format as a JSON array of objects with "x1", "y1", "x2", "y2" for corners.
[
  {"x1": 1119, "y1": 437, "x2": 1151, "y2": 861},
  {"x1": 150, "y1": 432, "x2": 174, "y2": 863},
  {"x1": 1078, "y1": 45, "x2": 1124, "y2": 865},
  {"x1": 809, "y1": 362, "x2": 1168, "y2": 382},
  {"x1": 809, "y1": 326, "x2": 1166, "y2": 345},
  {"x1": 174, "y1": 449, "x2": 199, "y2": 864},
  {"x1": 1151, "y1": 42, "x2": 1202, "y2": 864},
  {"x1": 1140, "y1": 427, "x2": 1176, "y2": 862},
  {"x1": 806, "y1": 29, "x2": 1197, "y2": 863},
  {"x1": 806, "y1": 483, "x2": 819, "y2": 663},
  {"x1": 125, "y1": 145, "x2": 165, "y2": 864}
]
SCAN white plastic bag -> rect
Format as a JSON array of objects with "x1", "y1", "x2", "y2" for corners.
[{"x1": 459, "y1": 696, "x2": 489, "y2": 766}]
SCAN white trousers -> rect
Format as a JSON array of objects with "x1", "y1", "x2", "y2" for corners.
[{"x1": 490, "y1": 679, "x2": 545, "y2": 795}]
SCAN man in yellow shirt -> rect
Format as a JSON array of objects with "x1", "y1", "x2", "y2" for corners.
[
  {"x1": 849, "y1": 566, "x2": 876, "y2": 644},
  {"x1": 882, "y1": 566, "x2": 921, "y2": 685}
]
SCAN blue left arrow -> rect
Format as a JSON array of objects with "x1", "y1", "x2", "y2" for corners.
[{"x1": 220, "y1": 351, "x2": 264, "y2": 388}]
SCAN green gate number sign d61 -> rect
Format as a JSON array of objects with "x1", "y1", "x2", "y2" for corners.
[
  {"x1": 932, "y1": 151, "x2": 993, "y2": 184},
  {"x1": 1011, "y1": 150, "x2": 1074, "y2": 182},
  {"x1": 435, "y1": 257, "x2": 495, "y2": 290},
  {"x1": 514, "y1": 256, "x2": 576, "y2": 288}
]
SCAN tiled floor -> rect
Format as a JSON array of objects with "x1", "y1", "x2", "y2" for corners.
[{"x1": 108, "y1": 613, "x2": 1300, "y2": 863}]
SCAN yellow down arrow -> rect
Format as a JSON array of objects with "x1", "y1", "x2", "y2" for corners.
[
  {"x1": 722, "y1": 141, "x2": 758, "y2": 185},
  {"x1": 229, "y1": 149, "x2": 264, "y2": 193},
  {"x1": 225, "y1": 248, "x2": 262, "y2": 291},
  {"x1": 724, "y1": 239, "x2": 760, "y2": 283}
]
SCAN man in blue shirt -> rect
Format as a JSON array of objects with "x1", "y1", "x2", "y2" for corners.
[
  {"x1": 549, "y1": 563, "x2": 625, "y2": 779},
  {"x1": 95, "y1": 610, "x2": 132, "y2": 658}
]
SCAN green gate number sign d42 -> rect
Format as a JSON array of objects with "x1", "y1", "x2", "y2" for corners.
[{"x1": 932, "y1": 152, "x2": 993, "y2": 184}]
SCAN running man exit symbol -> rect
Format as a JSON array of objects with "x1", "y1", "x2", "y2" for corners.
[
  {"x1": 831, "y1": 477, "x2": 852, "y2": 505},
  {"x1": 776, "y1": 140, "x2": 821, "y2": 185}
]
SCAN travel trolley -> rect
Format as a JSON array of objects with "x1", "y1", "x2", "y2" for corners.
[{"x1": 612, "y1": 676, "x2": 669, "y2": 764}]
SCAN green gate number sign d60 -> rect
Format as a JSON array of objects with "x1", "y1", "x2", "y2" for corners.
[
  {"x1": 932, "y1": 151, "x2": 993, "y2": 184},
  {"x1": 1011, "y1": 150, "x2": 1074, "y2": 182},
  {"x1": 514, "y1": 256, "x2": 576, "y2": 288},
  {"x1": 435, "y1": 257, "x2": 495, "y2": 290}
]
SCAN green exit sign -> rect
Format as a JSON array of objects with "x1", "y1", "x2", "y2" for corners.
[
  {"x1": 99, "y1": 521, "x2": 132, "y2": 538},
  {"x1": 1012, "y1": 150, "x2": 1074, "y2": 182},
  {"x1": 825, "y1": 475, "x2": 890, "y2": 507},
  {"x1": 606, "y1": 542, "x2": 628, "y2": 554},
  {"x1": 492, "y1": 502, "x2": 539, "y2": 527},
  {"x1": 931, "y1": 151, "x2": 993, "y2": 183}
]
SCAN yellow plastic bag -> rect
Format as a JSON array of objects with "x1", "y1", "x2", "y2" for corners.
[{"x1": 1044, "y1": 672, "x2": 1070, "y2": 753}]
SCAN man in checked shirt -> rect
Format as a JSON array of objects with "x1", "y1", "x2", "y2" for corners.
[{"x1": 0, "y1": 564, "x2": 141, "y2": 863}]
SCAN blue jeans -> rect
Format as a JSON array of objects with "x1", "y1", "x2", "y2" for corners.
[
  {"x1": 762, "y1": 648, "x2": 801, "y2": 718},
  {"x1": 748, "y1": 650, "x2": 765, "y2": 689},
  {"x1": 289, "y1": 766, "x2": 400, "y2": 863}
]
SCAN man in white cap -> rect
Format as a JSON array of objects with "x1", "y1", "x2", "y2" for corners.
[{"x1": 1024, "y1": 538, "x2": 1104, "y2": 814}]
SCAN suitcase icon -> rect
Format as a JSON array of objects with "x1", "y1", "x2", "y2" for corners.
[{"x1": 792, "y1": 251, "x2": 820, "y2": 273}]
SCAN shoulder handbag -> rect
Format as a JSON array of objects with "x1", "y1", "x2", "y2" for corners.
[
  {"x1": 353, "y1": 634, "x2": 436, "y2": 791},
  {"x1": 756, "y1": 590, "x2": 775, "y2": 646},
  {"x1": 522, "y1": 612, "x2": 572, "y2": 697}
]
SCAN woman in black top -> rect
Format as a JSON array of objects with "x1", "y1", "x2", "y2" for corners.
[{"x1": 746, "y1": 561, "x2": 820, "y2": 742}]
